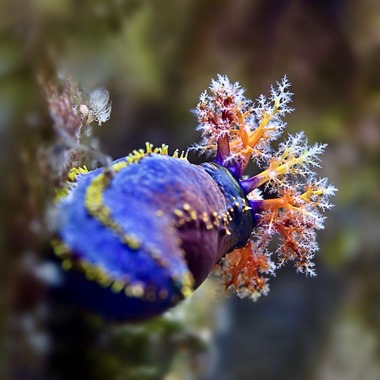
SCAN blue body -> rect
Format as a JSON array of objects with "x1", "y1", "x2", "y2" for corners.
[{"x1": 54, "y1": 153, "x2": 254, "y2": 321}]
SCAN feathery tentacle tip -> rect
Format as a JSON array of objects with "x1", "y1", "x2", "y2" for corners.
[{"x1": 195, "y1": 75, "x2": 336, "y2": 301}]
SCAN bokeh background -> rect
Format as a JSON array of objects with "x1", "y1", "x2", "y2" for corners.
[{"x1": 1, "y1": 0, "x2": 380, "y2": 379}]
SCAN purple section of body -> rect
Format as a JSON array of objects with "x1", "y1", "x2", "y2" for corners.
[{"x1": 55, "y1": 154, "x2": 254, "y2": 320}]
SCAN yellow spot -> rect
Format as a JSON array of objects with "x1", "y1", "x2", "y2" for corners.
[
  {"x1": 201, "y1": 212, "x2": 209, "y2": 222},
  {"x1": 111, "y1": 160, "x2": 128, "y2": 173},
  {"x1": 183, "y1": 203, "x2": 191, "y2": 211},
  {"x1": 85, "y1": 174, "x2": 111, "y2": 224},
  {"x1": 98, "y1": 275, "x2": 113, "y2": 288},
  {"x1": 68, "y1": 166, "x2": 89, "y2": 182},
  {"x1": 145, "y1": 142, "x2": 154, "y2": 154},
  {"x1": 156, "y1": 210, "x2": 164, "y2": 217},
  {"x1": 174, "y1": 209, "x2": 184, "y2": 217},
  {"x1": 85, "y1": 267, "x2": 98, "y2": 280},
  {"x1": 180, "y1": 150, "x2": 189, "y2": 160},
  {"x1": 190, "y1": 210, "x2": 198, "y2": 221},
  {"x1": 124, "y1": 286, "x2": 133, "y2": 297},
  {"x1": 52, "y1": 239, "x2": 70, "y2": 257},
  {"x1": 61, "y1": 259, "x2": 72, "y2": 271},
  {"x1": 160, "y1": 144, "x2": 169, "y2": 155},
  {"x1": 121, "y1": 234, "x2": 141, "y2": 250},
  {"x1": 94, "y1": 270, "x2": 110, "y2": 286},
  {"x1": 111, "y1": 280, "x2": 125, "y2": 293},
  {"x1": 180, "y1": 272, "x2": 194, "y2": 298},
  {"x1": 126, "y1": 283, "x2": 144, "y2": 298},
  {"x1": 153, "y1": 144, "x2": 169, "y2": 155}
]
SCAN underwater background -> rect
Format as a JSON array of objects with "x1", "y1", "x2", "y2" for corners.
[{"x1": 1, "y1": 0, "x2": 379, "y2": 379}]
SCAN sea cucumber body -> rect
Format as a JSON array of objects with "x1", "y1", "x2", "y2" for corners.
[{"x1": 54, "y1": 154, "x2": 253, "y2": 321}]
